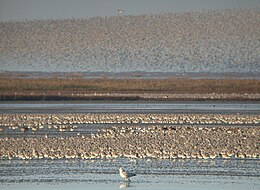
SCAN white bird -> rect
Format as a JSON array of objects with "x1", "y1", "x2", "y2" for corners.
[{"x1": 119, "y1": 167, "x2": 136, "y2": 181}]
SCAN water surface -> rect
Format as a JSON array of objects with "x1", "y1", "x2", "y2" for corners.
[
  {"x1": 1, "y1": 158, "x2": 259, "y2": 190},
  {"x1": 1, "y1": 101, "x2": 259, "y2": 114}
]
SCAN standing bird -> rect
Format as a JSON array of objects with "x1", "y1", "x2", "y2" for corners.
[{"x1": 119, "y1": 167, "x2": 136, "y2": 181}]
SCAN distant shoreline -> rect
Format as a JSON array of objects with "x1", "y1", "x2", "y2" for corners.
[{"x1": 1, "y1": 75, "x2": 259, "y2": 101}]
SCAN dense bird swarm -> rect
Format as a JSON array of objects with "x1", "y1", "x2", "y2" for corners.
[{"x1": 0, "y1": 9, "x2": 259, "y2": 72}]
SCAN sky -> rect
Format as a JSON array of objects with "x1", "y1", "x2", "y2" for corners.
[{"x1": 0, "y1": 0, "x2": 259, "y2": 21}]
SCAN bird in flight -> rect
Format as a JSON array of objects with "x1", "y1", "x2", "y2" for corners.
[
  {"x1": 119, "y1": 167, "x2": 136, "y2": 181},
  {"x1": 117, "y1": 9, "x2": 124, "y2": 13}
]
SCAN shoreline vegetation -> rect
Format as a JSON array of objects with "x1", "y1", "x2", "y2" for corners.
[{"x1": 0, "y1": 77, "x2": 259, "y2": 101}]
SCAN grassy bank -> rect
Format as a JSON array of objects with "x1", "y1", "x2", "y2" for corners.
[
  {"x1": 0, "y1": 77, "x2": 259, "y2": 101},
  {"x1": 1, "y1": 78, "x2": 259, "y2": 93}
]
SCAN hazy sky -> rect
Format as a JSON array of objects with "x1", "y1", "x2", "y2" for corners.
[{"x1": 0, "y1": 0, "x2": 259, "y2": 21}]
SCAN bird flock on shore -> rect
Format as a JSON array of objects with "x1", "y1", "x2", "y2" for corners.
[{"x1": 0, "y1": 113, "x2": 259, "y2": 160}]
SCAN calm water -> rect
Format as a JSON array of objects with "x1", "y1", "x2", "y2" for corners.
[
  {"x1": 0, "y1": 101, "x2": 259, "y2": 114},
  {"x1": 1, "y1": 158, "x2": 260, "y2": 190}
]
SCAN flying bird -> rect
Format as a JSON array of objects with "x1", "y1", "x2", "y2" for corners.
[
  {"x1": 117, "y1": 9, "x2": 124, "y2": 16},
  {"x1": 117, "y1": 9, "x2": 124, "y2": 13}
]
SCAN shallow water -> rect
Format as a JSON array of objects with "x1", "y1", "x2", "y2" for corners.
[
  {"x1": 1, "y1": 158, "x2": 260, "y2": 190},
  {"x1": 1, "y1": 101, "x2": 259, "y2": 114}
]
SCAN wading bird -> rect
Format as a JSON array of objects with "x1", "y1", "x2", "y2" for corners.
[{"x1": 119, "y1": 167, "x2": 136, "y2": 181}]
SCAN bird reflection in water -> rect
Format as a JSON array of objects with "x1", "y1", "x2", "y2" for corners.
[{"x1": 119, "y1": 181, "x2": 131, "y2": 189}]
